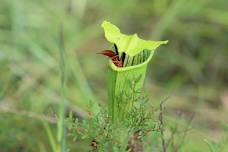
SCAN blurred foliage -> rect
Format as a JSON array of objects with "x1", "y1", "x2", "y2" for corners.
[{"x1": 0, "y1": 0, "x2": 228, "y2": 151}]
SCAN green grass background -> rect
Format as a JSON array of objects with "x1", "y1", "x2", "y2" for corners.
[{"x1": 0, "y1": 0, "x2": 228, "y2": 151}]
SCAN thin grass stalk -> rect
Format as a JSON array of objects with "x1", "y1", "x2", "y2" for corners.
[
  {"x1": 57, "y1": 24, "x2": 66, "y2": 152},
  {"x1": 43, "y1": 122, "x2": 57, "y2": 152}
]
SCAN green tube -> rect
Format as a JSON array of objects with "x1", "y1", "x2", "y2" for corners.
[{"x1": 108, "y1": 52, "x2": 154, "y2": 123}]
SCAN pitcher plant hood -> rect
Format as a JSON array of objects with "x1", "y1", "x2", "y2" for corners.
[{"x1": 101, "y1": 20, "x2": 168, "y2": 57}]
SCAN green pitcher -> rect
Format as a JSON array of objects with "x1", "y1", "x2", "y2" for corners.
[{"x1": 102, "y1": 21, "x2": 168, "y2": 123}]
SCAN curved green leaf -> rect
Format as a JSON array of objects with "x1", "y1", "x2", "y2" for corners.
[{"x1": 101, "y1": 20, "x2": 168, "y2": 56}]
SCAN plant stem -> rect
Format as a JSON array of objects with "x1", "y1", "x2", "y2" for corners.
[
  {"x1": 58, "y1": 23, "x2": 66, "y2": 152},
  {"x1": 159, "y1": 96, "x2": 169, "y2": 152}
]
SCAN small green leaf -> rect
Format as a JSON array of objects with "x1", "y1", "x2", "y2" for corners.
[
  {"x1": 204, "y1": 139, "x2": 216, "y2": 152},
  {"x1": 101, "y1": 20, "x2": 168, "y2": 57}
]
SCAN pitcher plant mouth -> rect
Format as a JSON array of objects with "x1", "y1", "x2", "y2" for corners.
[{"x1": 108, "y1": 51, "x2": 154, "y2": 72}]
